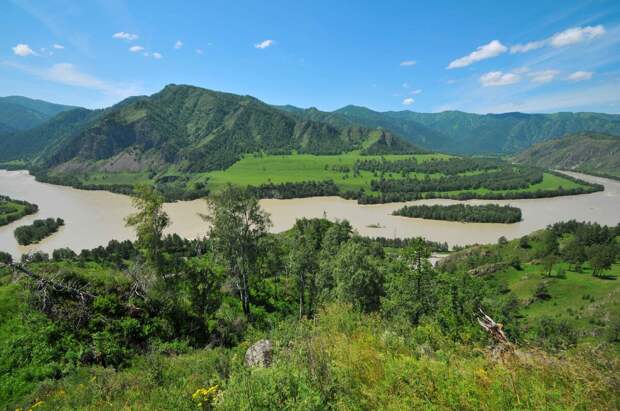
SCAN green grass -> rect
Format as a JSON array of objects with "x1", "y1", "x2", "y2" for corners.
[
  {"x1": 201, "y1": 153, "x2": 451, "y2": 192},
  {"x1": 71, "y1": 152, "x2": 591, "y2": 200},
  {"x1": 15, "y1": 304, "x2": 619, "y2": 411},
  {"x1": 501, "y1": 261, "x2": 620, "y2": 336}
]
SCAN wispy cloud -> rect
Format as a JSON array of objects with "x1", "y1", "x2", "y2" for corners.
[
  {"x1": 528, "y1": 69, "x2": 559, "y2": 84},
  {"x1": 152, "y1": 52, "x2": 163, "y2": 59},
  {"x1": 52, "y1": 43, "x2": 64, "y2": 50},
  {"x1": 129, "y1": 45, "x2": 144, "y2": 53},
  {"x1": 402, "y1": 97, "x2": 415, "y2": 105},
  {"x1": 510, "y1": 41, "x2": 545, "y2": 54},
  {"x1": 174, "y1": 40, "x2": 183, "y2": 49},
  {"x1": 113, "y1": 32, "x2": 139, "y2": 41},
  {"x1": 550, "y1": 25, "x2": 605, "y2": 47},
  {"x1": 476, "y1": 82, "x2": 620, "y2": 113},
  {"x1": 479, "y1": 71, "x2": 520, "y2": 87},
  {"x1": 567, "y1": 71, "x2": 593, "y2": 81},
  {"x1": 410, "y1": 89, "x2": 422, "y2": 95},
  {"x1": 510, "y1": 25, "x2": 606, "y2": 54},
  {"x1": 447, "y1": 40, "x2": 507, "y2": 69},
  {"x1": 255, "y1": 39, "x2": 274, "y2": 49},
  {"x1": 12, "y1": 44, "x2": 35, "y2": 57},
  {"x1": 400, "y1": 60, "x2": 416, "y2": 66},
  {"x1": 196, "y1": 49, "x2": 204, "y2": 55},
  {"x1": 2, "y1": 61, "x2": 139, "y2": 98}
]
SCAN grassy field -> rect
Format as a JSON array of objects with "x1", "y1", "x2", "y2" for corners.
[
  {"x1": 75, "y1": 152, "x2": 591, "y2": 199},
  {"x1": 503, "y1": 261, "x2": 619, "y2": 340}
]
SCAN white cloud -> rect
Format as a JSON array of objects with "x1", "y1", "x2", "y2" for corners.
[
  {"x1": 255, "y1": 39, "x2": 274, "y2": 49},
  {"x1": 3, "y1": 61, "x2": 138, "y2": 98},
  {"x1": 510, "y1": 41, "x2": 545, "y2": 54},
  {"x1": 529, "y1": 69, "x2": 559, "y2": 84},
  {"x1": 473, "y1": 82, "x2": 620, "y2": 113},
  {"x1": 174, "y1": 40, "x2": 183, "y2": 49},
  {"x1": 129, "y1": 45, "x2": 144, "y2": 53},
  {"x1": 402, "y1": 82, "x2": 410, "y2": 88},
  {"x1": 410, "y1": 89, "x2": 422, "y2": 95},
  {"x1": 550, "y1": 25, "x2": 605, "y2": 47},
  {"x1": 568, "y1": 71, "x2": 593, "y2": 81},
  {"x1": 52, "y1": 43, "x2": 64, "y2": 49},
  {"x1": 512, "y1": 66, "x2": 530, "y2": 74},
  {"x1": 12, "y1": 43, "x2": 35, "y2": 57},
  {"x1": 479, "y1": 71, "x2": 520, "y2": 87},
  {"x1": 400, "y1": 60, "x2": 416, "y2": 66},
  {"x1": 196, "y1": 49, "x2": 204, "y2": 55},
  {"x1": 152, "y1": 52, "x2": 163, "y2": 59},
  {"x1": 113, "y1": 32, "x2": 139, "y2": 41},
  {"x1": 402, "y1": 97, "x2": 415, "y2": 105},
  {"x1": 447, "y1": 40, "x2": 507, "y2": 69}
]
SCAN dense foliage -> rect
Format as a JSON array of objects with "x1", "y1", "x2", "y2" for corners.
[
  {"x1": 0, "y1": 195, "x2": 38, "y2": 226},
  {"x1": 394, "y1": 204, "x2": 522, "y2": 223},
  {"x1": 1, "y1": 186, "x2": 618, "y2": 410},
  {"x1": 13, "y1": 217, "x2": 64, "y2": 245}
]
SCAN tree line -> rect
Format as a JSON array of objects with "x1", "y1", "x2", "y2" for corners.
[
  {"x1": 355, "y1": 156, "x2": 504, "y2": 175},
  {"x1": 393, "y1": 204, "x2": 522, "y2": 223}
]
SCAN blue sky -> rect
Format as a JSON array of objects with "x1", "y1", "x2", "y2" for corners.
[{"x1": 1, "y1": 0, "x2": 619, "y2": 113}]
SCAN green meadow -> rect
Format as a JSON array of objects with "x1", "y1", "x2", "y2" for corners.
[{"x1": 76, "y1": 152, "x2": 590, "y2": 199}]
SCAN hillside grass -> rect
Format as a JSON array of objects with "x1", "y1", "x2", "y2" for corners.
[
  {"x1": 13, "y1": 304, "x2": 619, "y2": 411},
  {"x1": 441, "y1": 231, "x2": 620, "y2": 347}
]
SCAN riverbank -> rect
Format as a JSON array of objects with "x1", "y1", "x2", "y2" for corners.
[{"x1": 0, "y1": 169, "x2": 619, "y2": 258}]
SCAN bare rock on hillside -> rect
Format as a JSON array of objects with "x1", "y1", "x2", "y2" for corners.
[{"x1": 245, "y1": 339, "x2": 273, "y2": 368}]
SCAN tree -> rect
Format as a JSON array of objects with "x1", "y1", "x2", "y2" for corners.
[
  {"x1": 382, "y1": 238, "x2": 435, "y2": 324},
  {"x1": 332, "y1": 240, "x2": 384, "y2": 312},
  {"x1": 542, "y1": 254, "x2": 558, "y2": 277},
  {"x1": 587, "y1": 244, "x2": 616, "y2": 277},
  {"x1": 539, "y1": 231, "x2": 559, "y2": 258},
  {"x1": 561, "y1": 237, "x2": 587, "y2": 271},
  {"x1": 125, "y1": 184, "x2": 170, "y2": 276},
  {"x1": 203, "y1": 185, "x2": 271, "y2": 318}
]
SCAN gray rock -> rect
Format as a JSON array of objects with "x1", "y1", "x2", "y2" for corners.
[{"x1": 245, "y1": 339, "x2": 273, "y2": 368}]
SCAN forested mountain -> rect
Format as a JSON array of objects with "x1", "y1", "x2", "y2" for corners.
[
  {"x1": 514, "y1": 132, "x2": 620, "y2": 177},
  {"x1": 25, "y1": 84, "x2": 419, "y2": 173},
  {"x1": 278, "y1": 104, "x2": 620, "y2": 154},
  {"x1": 0, "y1": 96, "x2": 76, "y2": 134},
  {"x1": 0, "y1": 108, "x2": 99, "y2": 162}
]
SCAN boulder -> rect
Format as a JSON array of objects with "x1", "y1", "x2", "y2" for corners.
[{"x1": 245, "y1": 339, "x2": 273, "y2": 368}]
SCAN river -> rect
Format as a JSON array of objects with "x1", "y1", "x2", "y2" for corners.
[{"x1": 0, "y1": 170, "x2": 619, "y2": 258}]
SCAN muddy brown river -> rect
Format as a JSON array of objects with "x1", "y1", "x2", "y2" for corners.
[{"x1": 1, "y1": 169, "x2": 618, "y2": 257}]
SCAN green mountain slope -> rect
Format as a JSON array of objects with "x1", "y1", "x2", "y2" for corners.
[
  {"x1": 405, "y1": 111, "x2": 620, "y2": 154},
  {"x1": 514, "y1": 132, "x2": 620, "y2": 178},
  {"x1": 36, "y1": 84, "x2": 420, "y2": 173},
  {"x1": 0, "y1": 96, "x2": 76, "y2": 133},
  {"x1": 279, "y1": 105, "x2": 620, "y2": 154},
  {"x1": 0, "y1": 108, "x2": 98, "y2": 162}
]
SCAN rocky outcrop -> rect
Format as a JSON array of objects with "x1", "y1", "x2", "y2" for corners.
[{"x1": 245, "y1": 339, "x2": 273, "y2": 368}]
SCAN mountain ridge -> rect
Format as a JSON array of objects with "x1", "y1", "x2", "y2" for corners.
[{"x1": 9, "y1": 84, "x2": 420, "y2": 173}]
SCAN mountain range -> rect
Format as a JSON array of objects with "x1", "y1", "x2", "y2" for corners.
[
  {"x1": 1, "y1": 85, "x2": 619, "y2": 174},
  {"x1": 279, "y1": 105, "x2": 620, "y2": 154}
]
